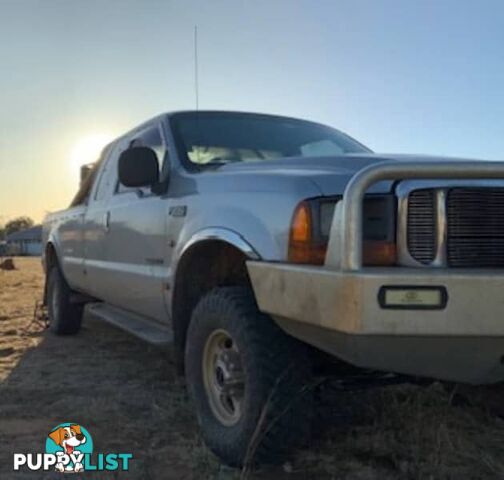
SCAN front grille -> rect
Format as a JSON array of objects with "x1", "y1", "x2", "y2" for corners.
[
  {"x1": 407, "y1": 189, "x2": 436, "y2": 264},
  {"x1": 447, "y1": 188, "x2": 504, "y2": 267}
]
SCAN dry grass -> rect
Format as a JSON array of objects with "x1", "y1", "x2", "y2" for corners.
[
  {"x1": 0, "y1": 258, "x2": 503, "y2": 479},
  {"x1": 301, "y1": 384, "x2": 504, "y2": 479}
]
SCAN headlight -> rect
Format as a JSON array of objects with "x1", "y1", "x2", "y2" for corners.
[{"x1": 288, "y1": 195, "x2": 397, "y2": 266}]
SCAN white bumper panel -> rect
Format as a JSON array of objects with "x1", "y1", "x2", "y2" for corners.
[{"x1": 247, "y1": 262, "x2": 504, "y2": 384}]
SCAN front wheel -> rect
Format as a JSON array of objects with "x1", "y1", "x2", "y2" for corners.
[
  {"x1": 47, "y1": 266, "x2": 83, "y2": 335},
  {"x1": 185, "y1": 287, "x2": 313, "y2": 467}
]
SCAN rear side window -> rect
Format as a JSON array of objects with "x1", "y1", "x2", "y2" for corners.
[
  {"x1": 69, "y1": 147, "x2": 109, "y2": 207},
  {"x1": 94, "y1": 143, "x2": 121, "y2": 202},
  {"x1": 117, "y1": 126, "x2": 167, "y2": 194}
]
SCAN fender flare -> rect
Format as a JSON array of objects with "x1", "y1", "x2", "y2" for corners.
[
  {"x1": 177, "y1": 227, "x2": 261, "y2": 263},
  {"x1": 44, "y1": 236, "x2": 64, "y2": 273},
  {"x1": 43, "y1": 236, "x2": 73, "y2": 301}
]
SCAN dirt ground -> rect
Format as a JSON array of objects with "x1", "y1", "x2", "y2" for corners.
[{"x1": 1, "y1": 258, "x2": 504, "y2": 479}]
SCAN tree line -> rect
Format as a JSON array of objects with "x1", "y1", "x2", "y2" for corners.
[{"x1": 0, "y1": 216, "x2": 35, "y2": 241}]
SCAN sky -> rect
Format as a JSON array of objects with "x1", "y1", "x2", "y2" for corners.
[{"x1": 1, "y1": 0, "x2": 504, "y2": 223}]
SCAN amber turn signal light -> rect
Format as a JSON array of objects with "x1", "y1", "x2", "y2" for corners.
[{"x1": 288, "y1": 202, "x2": 326, "y2": 265}]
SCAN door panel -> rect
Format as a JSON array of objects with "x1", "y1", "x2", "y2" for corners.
[
  {"x1": 102, "y1": 192, "x2": 169, "y2": 321},
  {"x1": 58, "y1": 206, "x2": 86, "y2": 291},
  {"x1": 82, "y1": 142, "x2": 123, "y2": 300}
]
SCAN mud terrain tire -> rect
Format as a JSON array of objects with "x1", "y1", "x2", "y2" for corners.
[
  {"x1": 47, "y1": 265, "x2": 83, "y2": 335},
  {"x1": 185, "y1": 287, "x2": 313, "y2": 467}
]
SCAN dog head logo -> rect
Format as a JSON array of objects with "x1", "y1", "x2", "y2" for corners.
[
  {"x1": 49, "y1": 424, "x2": 86, "y2": 455},
  {"x1": 46, "y1": 423, "x2": 93, "y2": 473}
]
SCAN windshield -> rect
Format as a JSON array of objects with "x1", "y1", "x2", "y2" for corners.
[{"x1": 170, "y1": 112, "x2": 371, "y2": 167}]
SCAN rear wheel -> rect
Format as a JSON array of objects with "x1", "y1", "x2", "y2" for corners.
[
  {"x1": 185, "y1": 287, "x2": 313, "y2": 467},
  {"x1": 47, "y1": 266, "x2": 83, "y2": 335}
]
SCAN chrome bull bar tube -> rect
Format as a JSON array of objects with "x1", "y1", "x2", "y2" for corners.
[{"x1": 337, "y1": 161, "x2": 504, "y2": 271}]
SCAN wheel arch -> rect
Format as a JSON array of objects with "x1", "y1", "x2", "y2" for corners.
[
  {"x1": 44, "y1": 242, "x2": 59, "y2": 272},
  {"x1": 43, "y1": 242, "x2": 60, "y2": 305},
  {"x1": 171, "y1": 229, "x2": 261, "y2": 372}
]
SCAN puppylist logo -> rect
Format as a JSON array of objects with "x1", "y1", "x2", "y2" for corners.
[{"x1": 14, "y1": 423, "x2": 133, "y2": 473}]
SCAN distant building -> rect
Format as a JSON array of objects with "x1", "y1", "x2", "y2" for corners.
[{"x1": 5, "y1": 225, "x2": 43, "y2": 256}]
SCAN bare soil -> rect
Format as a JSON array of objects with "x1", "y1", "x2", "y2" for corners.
[{"x1": 1, "y1": 258, "x2": 503, "y2": 479}]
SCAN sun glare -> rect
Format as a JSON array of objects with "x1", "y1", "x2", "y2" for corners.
[{"x1": 70, "y1": 133, "x2": 113, "y2": 181}]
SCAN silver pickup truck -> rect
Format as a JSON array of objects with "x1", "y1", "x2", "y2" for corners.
[{"x1": 43, "y1": 111, "x2": 504, "y2": 466}]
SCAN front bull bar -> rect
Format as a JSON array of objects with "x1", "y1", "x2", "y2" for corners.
[{"x1": 337, "y1": 160, "x2": 504, "y2": 271}]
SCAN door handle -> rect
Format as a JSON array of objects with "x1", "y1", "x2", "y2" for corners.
[{"x1": 103, "y1": 211, "x2": 111, "y2": 232}]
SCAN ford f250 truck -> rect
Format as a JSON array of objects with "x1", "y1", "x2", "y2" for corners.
[{"x1": 43, "y1": 111, "x2": 504, "y2": 466}]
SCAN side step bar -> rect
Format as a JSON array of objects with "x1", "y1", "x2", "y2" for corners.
[{"x1": 86, "y1": 303, "x2": 172, "y2": 346}]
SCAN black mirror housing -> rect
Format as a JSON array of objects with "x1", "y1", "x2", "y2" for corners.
[{"x1": 118, "y1": 147, "x2": 159, "y2": 188}]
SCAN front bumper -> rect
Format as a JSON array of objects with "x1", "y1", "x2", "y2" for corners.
[{"x1": 247, "y1": 262, "x2": 504, "y2": 384}]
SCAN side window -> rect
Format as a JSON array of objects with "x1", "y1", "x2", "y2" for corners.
[
  {"x1": 116, "y1": 126, "x2": 166, "y2": 195},
  {"x1": 69, "y1": 150, "x2": 108, "y2": 207},
  {"x1": 94, "y1": 143, "x2": 122, "y2": 202}
]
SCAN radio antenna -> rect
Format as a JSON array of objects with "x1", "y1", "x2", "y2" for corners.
[{"x1": 194, "y1": 25, "x2": 199, "y2": 111}]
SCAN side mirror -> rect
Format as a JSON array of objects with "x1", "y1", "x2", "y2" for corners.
[{"x1": 118, "y1": 147, "x2": 159, "y2": 188}]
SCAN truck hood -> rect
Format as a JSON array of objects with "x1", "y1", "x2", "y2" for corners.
[{"x1": 214, "y1": 153, "x2": 476, "y2": 196}]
